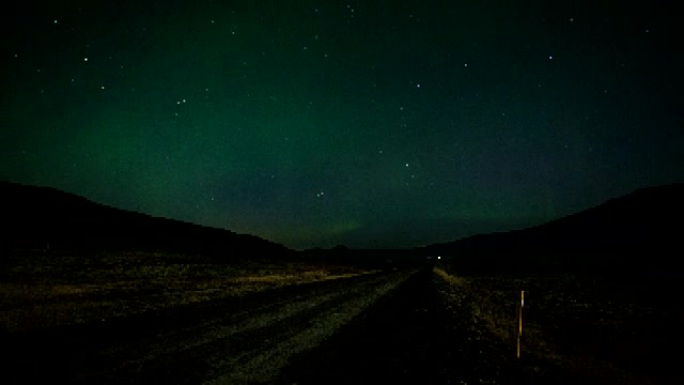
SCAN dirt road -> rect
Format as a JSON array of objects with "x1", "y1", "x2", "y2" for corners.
[{"x1": 277, "y1": 268, "x2": 522, "y2": 385}]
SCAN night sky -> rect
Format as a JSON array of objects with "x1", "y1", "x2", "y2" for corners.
[{"x1": 2, "y1": 1, "x2": 683, "y2": 249}]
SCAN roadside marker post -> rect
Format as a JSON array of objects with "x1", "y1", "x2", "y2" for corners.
[{"x1": 517, "y1": 290, "x2": 524, "y2": 359}]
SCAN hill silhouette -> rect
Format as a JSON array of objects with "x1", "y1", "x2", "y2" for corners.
[
  {"x1": 0, "y1": 181, "x2": 293, "y2": 259},
  {"x1": 422, "y1": 183, "x2": 684, "y2": 274}
]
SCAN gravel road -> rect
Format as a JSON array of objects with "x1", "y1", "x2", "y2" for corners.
[{"x1": 277, "y1": 268, "x2": 523, "y2": 385}]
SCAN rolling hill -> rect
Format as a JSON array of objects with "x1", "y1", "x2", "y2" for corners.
[
  {"x1": 0, "y1": 181, "x2": 293, "y2": 259},
  {"x1": 421, "y1": 183, "x2": 684, "y2": 274}
]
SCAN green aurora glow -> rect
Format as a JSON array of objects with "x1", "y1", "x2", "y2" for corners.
[{"x1": 2, "y1": 0, "x2": 683, "y2": 248}]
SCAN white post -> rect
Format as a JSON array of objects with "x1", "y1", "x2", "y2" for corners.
[{"x1": 517, "y1": 290, "x2": 524, "y2": 359}]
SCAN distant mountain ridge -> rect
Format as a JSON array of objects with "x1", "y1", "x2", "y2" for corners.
[
  {"x1": 421, "y1": 183, "x2": 684, "y2": 273},
  {"x1": 0, "y1": 181, "x2": 292, "y2": 259}
]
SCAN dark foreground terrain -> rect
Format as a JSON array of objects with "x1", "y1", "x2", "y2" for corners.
[
  {"x1": 3, "y1": 268, "x2": 414, "y2": 385},
  {"x1": 4, "y1": 265, "x2": 682, "y2": 385}
]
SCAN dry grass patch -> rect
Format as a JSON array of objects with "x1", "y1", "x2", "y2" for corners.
[
  {"x1": 1, "y1": 251, "x2": 376, "y2": 332},
  {"x1": 435, "y1": 263, "x2": 683, "y2": 384}
]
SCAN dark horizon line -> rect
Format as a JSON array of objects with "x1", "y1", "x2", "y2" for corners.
[{"x1": 3, "y1": 178, "x2": 682, "y2": 252}]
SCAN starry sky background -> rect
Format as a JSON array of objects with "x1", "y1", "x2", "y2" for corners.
[{"x1": 2, "y1": 0, "x2": 683, "y2": 249}]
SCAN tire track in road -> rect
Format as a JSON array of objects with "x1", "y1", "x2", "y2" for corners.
[{"x1": 275, "y1": 268, "x2": 451, "y2": 385}]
